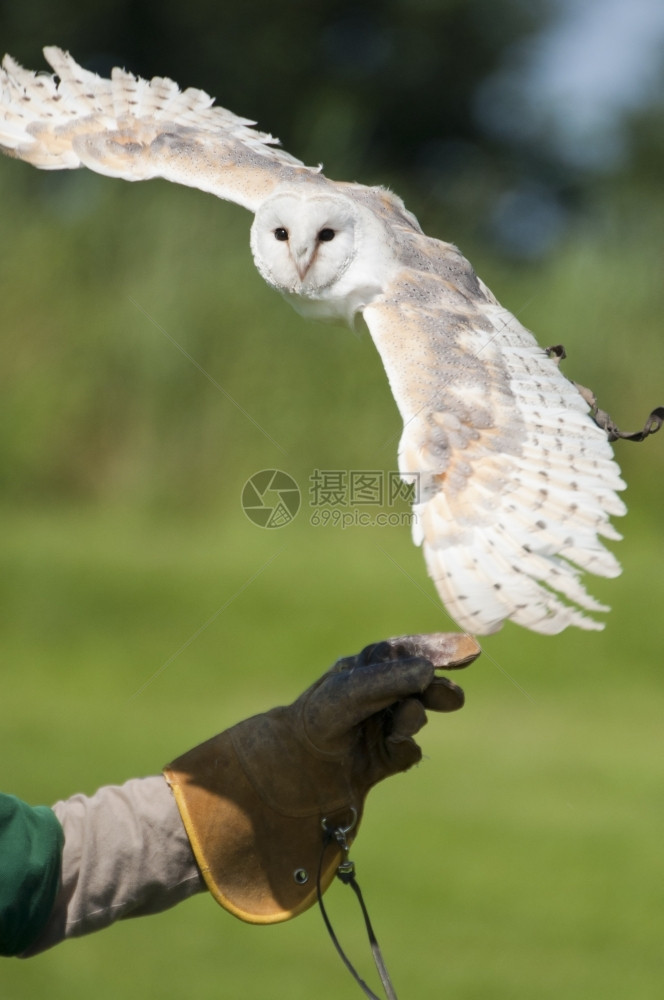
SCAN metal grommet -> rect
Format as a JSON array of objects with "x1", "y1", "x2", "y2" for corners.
[{"x1": 293, "y1": 868, "x2": 309, "y2": 885}]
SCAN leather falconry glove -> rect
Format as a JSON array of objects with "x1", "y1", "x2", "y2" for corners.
[{"x1": 164, "y1": 632, "x2": 480, "y2": 924}]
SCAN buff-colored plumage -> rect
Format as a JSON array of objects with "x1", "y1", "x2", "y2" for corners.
[{"x1": 0, "y1": 47, "x2": 627, "y2": 635}]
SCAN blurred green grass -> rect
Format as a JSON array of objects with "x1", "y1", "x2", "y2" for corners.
[{"x1": 1, "y1": 160, "x2": 663, "y2": 998}]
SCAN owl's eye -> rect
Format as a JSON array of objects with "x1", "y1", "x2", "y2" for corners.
[
  {"x1": 274, "y1": 227, "x2": 289, "y2": 241},
  {"x1": 318, "y1": 228, "x2": 335, "y2": 242}
]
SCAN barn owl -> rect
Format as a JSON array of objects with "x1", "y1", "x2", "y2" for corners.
[{"x1": 0, "y1": 47, "x2": 629, "y2": 635}]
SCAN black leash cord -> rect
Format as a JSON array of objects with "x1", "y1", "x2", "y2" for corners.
[{"x1": 317, "y1": 816, "x2": 399, "y2": 1000}]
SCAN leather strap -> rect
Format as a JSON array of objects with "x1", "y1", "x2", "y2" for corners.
[
  {"x1": 317, "y1": 814, "x2": 399, "y2": 1000},
  {"x1": 545, "y1": 344, "x2": 664, "y2": 443}
]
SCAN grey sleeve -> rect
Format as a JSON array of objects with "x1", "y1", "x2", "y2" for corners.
[{"x1": 21, "y1": 775, "x2": 206, "y2": 956}]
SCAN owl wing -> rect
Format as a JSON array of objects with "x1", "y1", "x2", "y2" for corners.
[
  {"x1": 2, "y1": 49, "x2": 627, "y2": 636},
  {"x1": 0, "y1": 47, "x2": 319, "y2": 211},
  {"x1": 362, "y1": 232, "x2": 626, "y2": 635}
]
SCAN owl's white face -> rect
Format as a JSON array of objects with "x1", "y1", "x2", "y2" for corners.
[{"x1": 250, "y1": 191, "x2": 359, "y2": 299}]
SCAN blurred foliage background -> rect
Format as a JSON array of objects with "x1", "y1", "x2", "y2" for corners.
[{"x1": 1, "y1": 1, "x2": 663, "y2": 998}]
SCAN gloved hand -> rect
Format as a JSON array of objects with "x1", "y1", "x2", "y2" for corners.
[{"x1": 164, "y1": 633, "x2": 480, "y2": 924}]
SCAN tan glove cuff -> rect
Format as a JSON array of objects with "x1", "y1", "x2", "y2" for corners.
[{"x1": 163, "y1": 721, "x2": 359, "y2": 924}]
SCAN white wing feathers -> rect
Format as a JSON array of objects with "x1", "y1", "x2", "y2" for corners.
[
  {"x1": 364, "y1": 258, "x2": 625, "y2": 635},
  {"x1": 0, "y1": 47, "x2": 317, "y2": 210},
  {"x1": 0, "y1": 48, "x2": 628, "y2": 636}
]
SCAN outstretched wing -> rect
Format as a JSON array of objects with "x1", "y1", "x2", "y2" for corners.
[
  {"x1": 363, "y1": 232, "x2": 626, "y2": 635},
  {"x1": 0, "y1": 47, "x2": 319, "y2": 211},
  {"x1": 1, "y1": 48, "x2": 628, "y2": 636}
]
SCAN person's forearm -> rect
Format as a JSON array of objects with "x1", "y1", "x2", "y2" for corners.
[{"x1": 21, "y1": 775, "x2": 205, "y2": 957}]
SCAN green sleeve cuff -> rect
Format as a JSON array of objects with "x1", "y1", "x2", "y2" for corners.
[{"x1": 0, "y1": 793, "x2": 64, "y2": 956}]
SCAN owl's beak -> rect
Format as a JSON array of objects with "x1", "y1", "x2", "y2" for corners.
[{"x1": 293, "y1": 243, "x2": 316, "y2": 280}]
